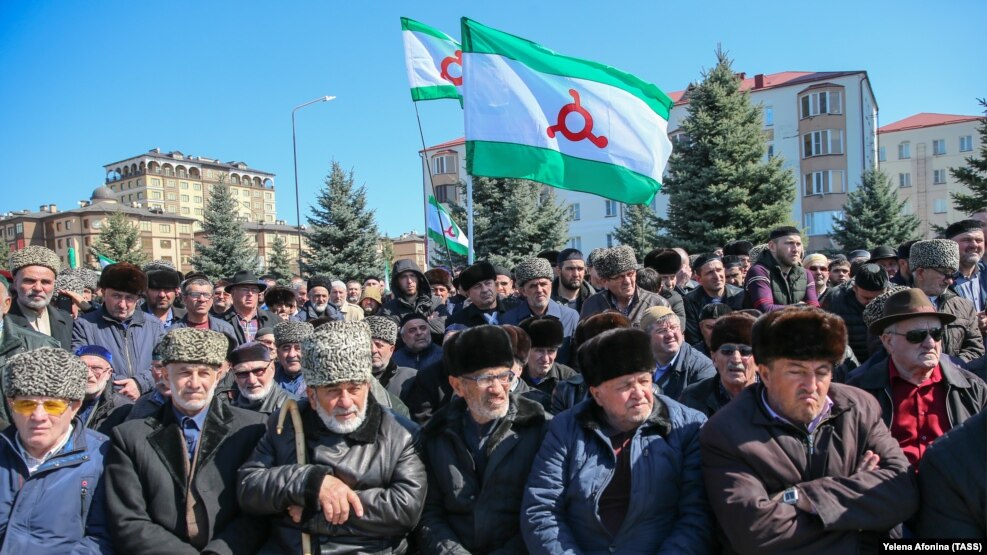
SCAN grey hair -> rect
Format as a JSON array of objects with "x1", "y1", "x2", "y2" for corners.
[
  {"x1": 330, "y1": 280, "x2": 347, "y2": 290},
  {"x1": 182, "y1": 278, "x2": 213, "y2": 294}
]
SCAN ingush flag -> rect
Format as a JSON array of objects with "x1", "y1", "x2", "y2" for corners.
[
  {"x1": 401, "y1": 17, "x2": 463, "y2": 103},
  {"x1": 427, "y1": 195, "x2": 469, "y2": 256},
  {"x1": 461, "y1": 18, "x2": 674, "y2": 205}
]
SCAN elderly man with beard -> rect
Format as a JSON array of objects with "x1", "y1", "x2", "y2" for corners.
[
  {"x1": 580, "y1": 246, "x2": 670, "y2": 326},
  {"x1": 744, "y1": 226, "x2": 819, "y2": 312},
  {"x1": 7, "y1": 245, "x2": 74, "y2": 349},
  {"x1": 229, "y1": 341, "x2": 289, "y2": 415},
  {"x1": 295, "y1": 275, "x2": 343, "y2": 322},
  {"x1": 273, "y1": 320, "x2": 314, "y2": 400},
  {"x1": 104, "y1": 328, "x2": 267, "y2": 553},
  {"x1": 701, "y1": 308, "x2": 918, "y2": 553},
  {"x1": 447, "y1": 262, "x2": 512, "y2": 327},
  {"x1": 680, "y1": 313, "x2": 758, "y2": 417},
  {"x1": 518, "y1": 316, "x2": 575, "y2": 402},
  {"x1": 418, "y1": 325, "x2": 550, "y2": 554},
  {"x1": 522, "y1": 327, "x2": 712, "y2": 553},
  {"x1": 641, "y1": 306, "x2": 715, "y2": 400},
  {"x1": 330, "y1": 280, "x2": 365, "y2": 322},
  {"x1": 503, "y1": 257, "x2": 579, "y2": 364},
  {"x1": 551, "y1": 249, "x2": 595, "y2": 314},
  {"x1": 238, "y1": 321, "x2": 426, "y2": 554},
  {"x1": 346, "y1": 280, "x2": 363, "y2": 305},
  {"x1": 366, "y1": 316, "x2": 417, "y2": 403},
  {"x1": 74, "y1": 345, "x2": 133, "y2": 434}
]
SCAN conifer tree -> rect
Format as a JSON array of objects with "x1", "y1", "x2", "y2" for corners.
[
  {"x1": 831, "y1": 169, "x2": 920, "y2": 250},
  {"x1": 190, "y1": 179, "x2": 258, "y2": 279},
  {"x1": 614, "y1": 203, "x2": 662, "y2": 259},
  {"x1": 0, "y1": 239, "x2": 10, "y2": 268},
  {"x1": 950, "y1": 99, "x2": 987, "y2": 215},
  {"x1": 266, "y1": 235, "x2": 295, "y2": 285},
  {"x1": 660, "y1": 48, "x2": 796, "y2": 251},
  {"x1": 92, "y1": 210, "x2": 149, "y2": 266},
  {"x1": 303, "y1": 161, "x2": 384, "y2": 280}
]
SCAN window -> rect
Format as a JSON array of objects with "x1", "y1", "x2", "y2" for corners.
[
  {"x1": 195, "y1": 208, "x2": 204, "y2": 216},
  {"x1": 960, "y1": 135, "x2": 973, "y2": 152},
  {"x1": 65, "y1": 221, "x2": 72, "y2": 230},
  {"x1": 166, "y1": 193, "x2": 177, "y2": 201},
  {"x1": 83, "y1": 219, "x2": 89, "y2": 229},
  {"x1": 802, "y1": 130, "x2": 844, "y2": 158},
  {"x1": 435, "y1": 185, "x2": 455, "y2": 203},
  {"x1": 932, "y1": 139, "x2": 946, "y2": 156},
  {"x1": 604, "y1": 199, "x2": 618, "y2": 217},
  {"x1": 878, "y1": 146, "x2": 886, "y2": 162},
  {"x1": 253, "y1": 191, "x2": 261, "y2": 197},
  {"x1": 933, "y1": 169, "x2": 947, "y2": 184},
  {"x1": 159, "y1": 239, "x2": 172, "y2": 249},
  {"x1": 56, "y1": 222, "x2": 62, "y2": 231},
  {"x1": 193, "y1": 196, "x2": 202, "y2": 204},
  {"x1": 803, "y1": 210, "x2": 843, "y2": 236},
  {"x1": 181, "y1": 207, "x2": 190, "y2": 215},
  {"x1": 901, "y1": 199, "x2": 914, "y2": 215},
  {"x1": 150, "y1": 178, "x2": 161, "y2": 186},
  {"x1": 265, "y1": 192, "x2": 273, "y2": 199},
  {"x1": 180, "y1": 194, "x2": 189, "y2": 202},
  {"x1": 570, "y1": 203, "x2": 581, "y2": 221},
  {"x1": 265, "y1": 204, "x2": 274, "y2": 211},
  {"x1": 606, "y1": 233, "x2": 615, "y2": 247},
  {"x1": 432, "y1": 154, "x2": 456, "y2": 174},
  {"x1": 764, "y1": 106, "x2": 774, "y2": 126},
  {"x1": 91, "y1": 220, "x2": 102, "y2": 230},
  {"x1": 242, "y1": 189, "x2": 250, "y2": 197},
  {"x1": 150, "y1": 190, "x2": 162, "y2": 200},
  {"x1": 568, "y1": 237, "x2": 582, "y2": 250},
  {"x1": 56, "y1": 239, "x2": 62, "y2": 249},
  {"x1": 933, "y1": 199, "x2": 947, "y2": 213},
  {"x1": 140, "y1": 221, "x2": 151, "y2": 231},
  {"x1": 137, "y1": 192, "x2": 144, "y2": 200},
  {"x1": 179, "y1": 224, "x2": 192, "y2": 233},
  {"x1": 803, "y1": 170, "x2": 846, "y2": 196},
  {"x1": 898, "y1": 142, "x2": 910, "y2": 160},
  {"x1": 799, "y1": 91, "x2": 843, "y2": 118},
  {"x1": 899, "y1": 173, "x2": 912, "y2": 187},
  {"x1": 166, "y1": 206, "x2": 177, "y2": 213},
  {"x1": 767, "y1": 144, "x2": 774, "y2": 159},
  {"x1": 159, "y1": 224, "x2": 171, "y2": 232},
  {"x1": 193, "y1": 183, "x2": 202, "y2": 190},
  {"x1": 166, "y1": 180, "x2": 176, "y2": 188},
  {"x1": 180, "y1": 181, "x2": 188, "y2": 189}
]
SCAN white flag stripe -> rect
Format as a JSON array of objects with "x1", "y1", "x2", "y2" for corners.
[
  {"x1": 403, "y1": 30, "x2": 462, "y2": 93},
  {"x1": 427, "y1": 200, "x2": 469, "y2": 250},
  {"x1": 464, "y1": 53, "x2": 671, "y2": 181}
]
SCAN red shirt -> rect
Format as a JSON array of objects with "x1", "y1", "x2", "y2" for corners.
[
  {"x1": 189, "y1": 319, "x2": 210, "y2": 331},
  {"x1": 888, "y1": 359, "x2": 950, "y2": 468}
]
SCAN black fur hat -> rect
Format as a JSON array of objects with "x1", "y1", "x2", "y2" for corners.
[
  {"x1": 643, "y1": 248, "x2": 682, "y2": 274},
  {"x1": 579, "y1": 328, "x2": 655, "y2": 387},
  {"x1": 264, "y1": 286, "x2": 297, "y2": 307},
  {"x1": 710, "y1": 313, "x2": 757, "y2": 353},
  {"x1": 752, "y1": 307, "x2": 846, "y2": 365},
  {"x1": 448, "y1": 325, "x2": 516, "y2": 377},
  {"x1": 519, "y1": 315, "x2": 565, "y2": 348}
]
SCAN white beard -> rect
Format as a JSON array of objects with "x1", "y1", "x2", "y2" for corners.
[
  {"x1": 169, "y1": 377, "x2": 218, "y2": 413},
  {"x1": 238, "y1": 380, "x2": 275, "y2": 402},
  {"x1": 313, "y1": 399, "x2": 367, "y2": 434}
]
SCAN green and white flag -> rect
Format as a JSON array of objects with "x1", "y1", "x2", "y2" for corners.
[
  {"x1": 401, "y1": 17, "x2": 463, "y2": 103},
  {"x1": 426, "y1": 195, "x2": 469, "y2": 256},
  {"x1": 461, "y1": 18, "x2": 674, "y2": 205}
]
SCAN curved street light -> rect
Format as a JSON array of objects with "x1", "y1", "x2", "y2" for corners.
[{"x1": 292, "y1": 95, "x2": 335, "y2": 275}]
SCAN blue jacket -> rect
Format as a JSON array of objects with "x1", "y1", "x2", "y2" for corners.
[
  {"x1": 501, "y1": 299, "x2": 580, "y2": 365},
  {"x1": 72, "y1": 307, "x2": 165, "y2": 394},
  {"x1": 954, "y1": 261, "x2": 986, "y2": 312},
  {"x1": 0, "y1": 423, "x2": 112, "y2": 554},
  {"x1": 393, "y1": 342, "x2": 443, "y2": 371},
  {"x1": 521, "y1": 396, "x2": 712, "y2": 554}
]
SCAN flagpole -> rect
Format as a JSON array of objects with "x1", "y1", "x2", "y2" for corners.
[
  {"x1": 412, "y1": 102, "x2": 455, "y2": 268},
  {"x1": 465, "y1": 174, "x2": 474, "y2": 264}
]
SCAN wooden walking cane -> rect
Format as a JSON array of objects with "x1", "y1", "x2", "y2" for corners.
[{"x1": 277, "y1": 399, "x2": 313, "y2": 555}]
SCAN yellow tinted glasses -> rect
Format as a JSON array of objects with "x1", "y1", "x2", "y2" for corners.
[{"x1": 10, "y1": 399, "x2": 70, "y2": 416}]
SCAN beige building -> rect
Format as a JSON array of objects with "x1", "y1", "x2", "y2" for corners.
[
  {"x1": 390, "y1": 232, "x2": 427, "y2": 272},
  {"x1": 194, "y1": 221, "x2": 309, "y2": 276},
  {"x1": 103, "y1": 148, "x2": 277, "y2": 228},
  {"x1": 1, "y1": 186, "x2": 198, "y2": 270},
  {"x1": 878, "y1": 113, "x2": 982, "y2": 237}
]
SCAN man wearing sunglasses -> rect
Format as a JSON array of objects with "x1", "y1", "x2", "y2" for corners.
[
  {"x1": 0, "y1": 347, "x2": 112, "y2": 552},
  {"x1": 229, "y1": 341, "x2": 289, "y2": 415},
  {"x1": 848, "y1": 288, "x2": 987, "y2": 468},
  {"x1": 681, "y1": 313, "x2": 758, "y2": 417}
]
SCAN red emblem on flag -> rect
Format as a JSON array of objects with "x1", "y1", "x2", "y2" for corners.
[
  {"x1": 547, "y1": 89, "x2": 608, "y2": 148},
  {"x1": 440, "y1": 50, "x2": 463, "y2": 86}
]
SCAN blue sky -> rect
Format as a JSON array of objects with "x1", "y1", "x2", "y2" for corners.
[{"x1": 1, "y1": 1, "x2": 984, "y2": 237}]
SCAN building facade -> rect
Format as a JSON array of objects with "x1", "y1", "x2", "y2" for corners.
[
  {"x1": 193, "y1": 221, "x2": 309, "y2": 277},
  {"x1": 877, "y1": 113, "x2": 982, "y2": 237}
]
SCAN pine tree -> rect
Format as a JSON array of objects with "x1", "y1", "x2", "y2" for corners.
[
  {"x1": 660, "y1": 48, "x2": 796, "y2": 252},
  {"x1": 0, "y1": 240, "x2": 10, "y2": 268},
  {"x1": 614, "y1": 203, "x2": 662, "y2": 259},
  {"x1": 92, "y1": 211, "x2": 149, "y2": 266},
  {"x1": 450, "y1": 177, "x2": 569, "y2": 268},
  {"x1": 266, "y1": 235, "x2": 295, "y2": 285},
  {"x1": 830, "y1": 169, "x2": 920, "y2": 250},
  {"x1": 303, "y1": 161, "x2": 383, "y2": 280},
  {"x1": 190, "y1": 179, "x2": 258, "y2": 280},
  {"x1": 950, "y1": 98, "x2": 987, "y2": 215}
]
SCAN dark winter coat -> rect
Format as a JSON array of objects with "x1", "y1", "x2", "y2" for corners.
[
  {"x1": 700, "y1": 383, "x2": 918, "y2": 554},
  {"x1": 6, "y1": 301, "x2": 74, "y2": 350},
  {"x1": 521, "y1": 396, "x2": 712, "y2": 554},
  {"x1": 406, "y1": 359, "x2": 454, "y2": 425},
  {"x1": 659, "y1": 288, "x2": 687, "y2": 324},
  {"x1": 934, "y1": 289, "x2": 985, "y2": 362},
  {"x1": 418, "y1": 395, "x2": 550, "y2": 554},
  {"x1": 579, "y1": 288, "x2": 670, "y2": 327},
  {"x1": 0, "y1": 423, "x2": 112, "y2": 554},
  {"x1": 446, "y1": 298, "x2": 511, "y2": 328},
  {"x1": 0, "y1": 317, "x2": 60, "y2": 427},
  {"x1": 292, "y1": 300, "x2": 343, "y2": 323},
  {"x1": 682, "y1": 284, "x2": 745, "y2": 346},
  {"x1": 679, "y1": 376, "x2": 738, "y2": 418},
  {"x1": 522, "y1": 362, "x2": 576, "y2": 402},
  {"x1": 821, "y1": 283, "x2": 870, "y2": 363},
  {"x1": 392, "y1": 342, "x2": 443, "y2": 372},
  {"x1": 237, "y1": 395, "x2": 426, "y2": 555},
  {"x1": 221, "y1": 307, "x2": 279, "y2": 345},
  {"x1": 374, "y1": 358, "x2": 417, "y2": 405},
  {"x1": 380, "y1": 260, "x2": 439, "y2": 321},
  {"x1": 550, "y1": 278, "x2": 596, "y2": 315},
  {"x1": 501, "y1": 300, "x2": 580, "y2": 365},
  {"x1": 104, "y1": 397, "x2": 268, "y2": 554},
  {"x1": 141, "y1": 304, "x2": 186, "y2": 330},
  {"x1": 72, "y1": 306, "x2": 165, "y2": 394},
  {"x1": 80, "y1": 387, "x2": 134, "y2": 436},
  {"x1": 654, "y1": 342, "x2": 717, "y2": 400},
  {"x1": 232, "y1": 383, "x2": 291, "y2": 416}
]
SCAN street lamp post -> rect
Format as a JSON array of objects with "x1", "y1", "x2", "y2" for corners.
[{"x1": 292, "y1": 95, "x2": 335, "y2": 276}]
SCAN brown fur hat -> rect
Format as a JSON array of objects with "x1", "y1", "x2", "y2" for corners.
[
  {"x1": 98, "y1": 262, "x2": 147, "y2": 295},
  {"x1": 264, "y1": 286, "x2": 297, "y2": 308},
  {"x1": 519, "y1": 315, "x2": 565, "y2": 348},
  {"x1": 424, "y1": 268, "x2": 453, "y2": 290},
  {"x1": 752, "y1": 307, "x2": 846, "y2": 365},
  {"x1": 579, "y1": 328, "x2": 655, "y2": 387},
  {"x1": 710, "y1": 313, "x2": 757, "y2": 352},
  {"x1": 574, "y1": 311, "x2": 632, "y2": 346}
]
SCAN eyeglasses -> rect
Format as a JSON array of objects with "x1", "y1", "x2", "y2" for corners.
[
  {"x1": 184, "y1": 292, "x2": 212, "y2": 300},
  {"x1": 887, "y1": 327, "x2": 944, "y2": 344},
  {"x1": 86, "y1": 365, "x2": 112, "y2": 376},
  {"x1": 718, "y1": 344, "x2": 754, "y2": 357},
  {"x1": 926, "y1": 268, "x2": 956, "y2": 281},
  {"x1": 234, "y1": 365, "x2": 271, "y2": 379},
  {"x1": 10, "y1": 398, "x2": 70, "y2": 416},
  {"x1": 458, "y1": 370, "x2": 515, "y2": 388},
  {"x1": 807, "y1": 266, "x2": 828, "y2": 272}
]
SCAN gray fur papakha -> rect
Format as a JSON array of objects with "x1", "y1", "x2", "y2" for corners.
[
  {"x1": 274, "y1": 320, "x2": 314, "y2": 347},
  {"x1": 365, "y1": 316, "x2": 398, "y2": 345},
  {"x1": 158, "y1": 328, "x2": 228, "y2": 366},
  {"x1": 9, "y1": 245, "x2": 61, "y2": 275},
  {"x1": 513, "y1": 257, "x2": 553, "y2": 286},
  {"x1": 909, "y1": 239, "x2": 960, "y2": 272},
  {"x1": 594, "y1": 245, "x2": 638, "y2": 279},
  {"x1": 748, "y1": 243, "x2": 769, "y2": 263},
  {"x1": 862, "y1": 284, "x2": 909, "y2": 328},
  {"x1": 55, "y1": 272, "x2": 86, "y2": 296},
  {"x1": 142, "y1": 259, "x2": 177, "y2": 272},
  {"x1": 4, "y1": 347, "x2": 88, "y2": 400},
  {"x1": 301, "y1": 320, "x2": 373, "y2": 387},
  {"x1": 61, "y1": 267, "x2": 99, "y2": 292}
]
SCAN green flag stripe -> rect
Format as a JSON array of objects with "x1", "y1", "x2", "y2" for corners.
[
  {"x1": 401, "y1": 17, "x2": 456, "y2": 42},
  {"x1": 428, "y1": 229, "x2": 469, "y2": 255},
  {"x1": 461, "y1": 18, "x2": 672, "y2": 120},
  {"x1": 467, "y1": 140, "x2": 661, "y2": 205},
  {"x1": 411, "y1": 84, "x2": 461, "y2": 102}
]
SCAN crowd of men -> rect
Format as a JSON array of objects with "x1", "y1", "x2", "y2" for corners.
[{"x1": 0, "y1": 216, "x2": 984, "y2": 553}]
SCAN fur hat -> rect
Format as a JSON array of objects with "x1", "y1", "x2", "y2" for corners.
[
  {"x1": 519, "y1": 316, "x2": 564, "y2": 348},
  {"x1": 366, "y1": 315, "x2": 398, "y2": 345},
  {"x1": 909, "y1": 239, "x2": 960, "y2": 272},
  {"x1": 574, "y1": 311, "x2": 632, "y2": 346},
  {"x1": 301, "y1": 321, "x2": 373, "y2": 387},
  {"x1": 143, "y1": 259, "x2": 176, "y2": 272},
  {"x1": 74, "y1": 344, "x2": 112, "y2": 364},
  {"x1": 458, "y1": 261, "x2": 497, "y2": 291},
  {"x1": 769, "y1": 226, "x2": 801, "y2": 240},
  {"x1": 274, "y1": 320, "x2": 314, "y2": 347},
  {"x1": 146, "y1": 268, "x2": 181, "y2": 290},
  {"x1": 700, "y1": 303, "x2": 733, "y2": 322},
  {"x1": 752, "y1": 307, "x2": 846, "y2": 365},
  {"x1": 944, "y1": 219, "x2": 983, "y2": 239},
  {"x1": 228, "y1": 342, "x2": 272, "y2": 366},
  {"x1": 722, "y1": 240, "x2": 754, "y2": 256},
  {"x1": 9, "y1": 245, "x2": 61, "y2": 275},
  {"x1": 537, "y1": 250, "x2": 560, "y2": 267},
  {"x1": 595, "y1": 245, "x2": 637, "y2": 279},
  {"x1": 514, "y1": 257, "x2": 553, "y2": 286},
  {"x1": 748, "y1": 244, "x2": 769, "y2": 263},
  {"x1": 579, "y1": 328, "x2": 655, "y2": 387},
  {"x1": 710, "y1": 313, "x2": 757, "y2": 352},
  {"x1": 447, "y1": 325, "x2": 516, "y2": 377},
  {"x1": 867, "y1": 288, "x2": 957, "y2": 335},
  {"x1": 862, "y1": 284, "x2": 909, "y2": 329},
  {"x1": 643, "y1": 248, "x2": 681, "y2": 275},
  {"x1": 501, "y1": 325, "x2": 531, "y2": 364},
  {"x1": 424, "y1": 268, "x2": 452, "y2": 290},
  {"x1": 98, "y1": 263, "x2": 147, "y2": 294},
  {"x1": 307, "y1": 275, "x2": 332, "y2": 294},
  {"x1": 4, "y1": 347, "x2": 88, "y2": 401},
  {"x1": 55, "y1": 271, "x2": 86, "y2": 296},
  {"x1": 158, "y1": 328, "x2": 229, "y2": 366},
  {"x1": 264, "y1": 286, "x2": 297, "y2": 307},
  {"x1": 70, "y1": 268, "x2": 100, "y2": 292},
  {"x1": 586, "y1": 248, "x2": 605, "y2": 268},
  {"x1": 639, "y1": 306, "x2": 676, "y2": 333}
]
